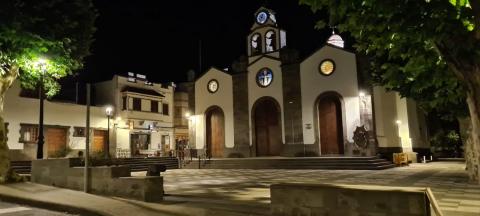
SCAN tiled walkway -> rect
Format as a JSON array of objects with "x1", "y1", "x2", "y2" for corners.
[{"x1": 160, "y1": 161, "x2": 480, "y2": 216}]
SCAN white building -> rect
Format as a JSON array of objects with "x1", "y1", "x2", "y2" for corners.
[
  {"x1": 94, "y1": 74, "x2": 175, "y2": 157},
  {"x1": 4, "y1": 82, "x2": 108, "y2": 160},
  {"x1": 188, "y1": 7, "x2": 429, "y2": 159},
  {"x1": 4, "y1": 73, "x2": 176, "y2": 160}
]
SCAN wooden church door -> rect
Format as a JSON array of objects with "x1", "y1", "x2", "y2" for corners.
[
  {"x1": 206, "y1": 107, "x2": 225, "y2": 158},
  {"x1": 254, "y1": 99, "x2": 282, "y2": 156},
  {"x1": 318, "y1": 96, "x2": 344, "y2": 155}
]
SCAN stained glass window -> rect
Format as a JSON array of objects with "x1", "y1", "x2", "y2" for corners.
[{"x1": 256, "y1": 68, "x2": 273, "y2": 87}]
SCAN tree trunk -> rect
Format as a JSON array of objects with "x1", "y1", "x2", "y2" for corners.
[
  {"x1": 464, "y1": 67, "x2": 480, "y2": 184},
  {"x1": 0, "y1": 65, "x2": 22, "y2": 183},
  {"x1": 459, "y1": 117, "x2": 477, "y2": 182},
  {"x1": 436, "y1": 39, "x2": 480, "y2": 183}
]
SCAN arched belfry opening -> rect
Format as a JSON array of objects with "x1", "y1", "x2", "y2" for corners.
[
  {"x1": 205, "y1": 106, "x2": 225, "y2": 158},
  {"x1": 265, "y1": 30, "x2": 276, "y2": 52},
  {"x1": 252, "y1": 97, "x2": 282, "y2": 156},
  {"x1": 251, "y1": 33, "x2": 262, "y2": 55},
  {"x1": 247, "y1": 7, "x2": 286, "y2": 60},
  {"x1": 316, "y1": 93, "x2": 344, "y2": 155}
]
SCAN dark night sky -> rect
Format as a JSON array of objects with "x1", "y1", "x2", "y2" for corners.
[{"x1": 80, "y1": 0, "x2": 335, "y2": 84}]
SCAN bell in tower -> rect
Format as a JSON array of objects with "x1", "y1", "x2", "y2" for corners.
[{"x1": 247, "y1": 7, "x2": 287, "y2": 62}]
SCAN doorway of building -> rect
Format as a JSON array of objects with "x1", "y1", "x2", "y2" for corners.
[
  {"x1": 253, "y1": 98, "x2": 282, "y2": 156},
  {"x1": 93, "y1": 130, "x2": 107, "y2": 154},
  {"x1": 206, "y1": 106, "x2": 225, "y2": 158},
  {"x1": 131, "y1": 133, "x2": 150, "y2": 157},
  {"x1": 46, "y1": 127, "x2": 67, "y2": 158},
  {"x1": 317, "y1": 94, "x2": 344, "y2": 155}
]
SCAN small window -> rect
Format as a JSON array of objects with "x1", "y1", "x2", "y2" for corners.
[
  {"x1": 133, "y1": 98, "x2": 141, "y2": 111},
  {"x1": 20, "y1": 124, "x2": 38, "y2": 143},
  {"x1": 122, "y1": 97, "x2": 127, "y2": 110},
  {"x1": 162, "y1": 104, "x2": 169, "y2": 116},
  {"x1": 74, "y1": 127, "x2": 86, "y2": 137},
  {"x1": 151, "y1": 101, "x2": 158, "y2": 113}
]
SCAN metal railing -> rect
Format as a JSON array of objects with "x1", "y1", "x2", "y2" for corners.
[{"x1": 196, "y1": 149, "x2": 210, "y2": 169}]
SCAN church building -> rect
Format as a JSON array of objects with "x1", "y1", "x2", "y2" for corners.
[{"x1": 188, "y1": 7, "x2": 429, "y2": 159}]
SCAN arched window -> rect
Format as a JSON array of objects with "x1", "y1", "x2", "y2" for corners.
[
  {"x1": 251, "y1": 33, "x2": 262, "y2": 55},
  {"x1": 265, "y1": 30, "x2": 276, "y2": 52}
]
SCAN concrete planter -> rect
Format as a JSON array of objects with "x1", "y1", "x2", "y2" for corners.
[{"x1": 32, "y1": 158, "x2": 163, "y2": 202}]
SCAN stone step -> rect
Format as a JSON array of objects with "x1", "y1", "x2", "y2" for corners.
[{"x1": 182, "y1": 157, "x2": 394, "y2": 170}]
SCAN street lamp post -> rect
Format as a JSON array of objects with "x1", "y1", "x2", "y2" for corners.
[
  {"x1": 36, "y1": 59, "x2": 47, "y2": 159},
  {"x1": 105, "y1": 106, "x2": 113, "y2": 159}
]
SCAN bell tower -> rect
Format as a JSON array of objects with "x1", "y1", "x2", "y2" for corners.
[{"x1": 247, "y1": 7, "x2": 286, "y2": 63}]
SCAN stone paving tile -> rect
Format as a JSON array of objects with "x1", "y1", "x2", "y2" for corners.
[{"x1": 160, "y1": 162, "x2": 480, "y2": 216}]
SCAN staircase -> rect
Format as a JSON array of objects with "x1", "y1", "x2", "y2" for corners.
[
  {"x1": 116, "y1": 157, "x2": 179, "y2": 172},
  {"x1": 10, "y1": 160, "x2": 32, "y2": 175},
  {"x1": 182, "y1": 156, "x2": 395, "y2": 170}
]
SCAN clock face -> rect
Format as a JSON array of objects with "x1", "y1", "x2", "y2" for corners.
[
  {"x1": 319, "y1": 59, "x2": 335, "y2": 76},
  {"x1": 207, "y1": 79, "x2": 219, "y2": 93},
  {"x1": 256, "y1": 68, "x2": 273, "y2": 87},
  {"x1": 256, "y1": 11, "x2": 268, "y2": 24}
]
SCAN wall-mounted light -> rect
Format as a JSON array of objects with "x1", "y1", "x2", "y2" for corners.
[
  {"x1": 396, "y1": 120, "x2": 402, "y2": 125},
  {"x1": 359, "y1": 91, "x2": 365, "y2": 97},
  {"x1": 185, "y1": 112, "x2": 191, "y2": 118}
]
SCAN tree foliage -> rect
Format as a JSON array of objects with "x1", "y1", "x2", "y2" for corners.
[
  {"x1": 300, "y1": 0, "x2": 480, "y2": 183},
  {"x1": 300, "y1": 0, "x2": 478, "y2": 118},
  {"x1": 0, "y1": 0, "x2": 97, "y2": 183},
  {"x1": 0, "y1": 0, "x2": 97, "y2": 96}
]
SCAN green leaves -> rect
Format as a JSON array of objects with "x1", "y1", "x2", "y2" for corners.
[
  {"x1": 300, "y1": 0, "x2": 478, "y2": 117},
  {"x1": 0, "y1": 0, "x2": 97, "y2": 96}
]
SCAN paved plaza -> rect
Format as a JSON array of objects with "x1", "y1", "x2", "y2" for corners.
[
  {"x1": 158, "y1": 161, "x2": 480, "y2": 216},
  {"x1": 0, "y1": 201, "x2": 77, "y2": 216}
]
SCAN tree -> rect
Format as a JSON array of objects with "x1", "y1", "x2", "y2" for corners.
[
  {"x1": 0, "y1": 0, "x2": 97, "y2": 183},
  {"x1": 300, "y1": 0, "x2": 480, "y2": 183}
]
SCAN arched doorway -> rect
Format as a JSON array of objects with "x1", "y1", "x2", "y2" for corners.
[
  {"x1": 253, "y1": 98, "x2": 282, "y2": 156},
  {"x1": 317, "y1": 94, "x2": 344, "y2": 155},
  {"x1": 205, "y1": 107, "x2": 225, "y2": 158}
]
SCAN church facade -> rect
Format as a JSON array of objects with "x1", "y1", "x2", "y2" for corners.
[{"x1": 188, "y1": 7, "x2": 429, "y2": 158}]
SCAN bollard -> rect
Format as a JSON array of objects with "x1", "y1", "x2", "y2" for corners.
[{"x1": 423, "y1": 156, "x2": 426, "y2": 163}]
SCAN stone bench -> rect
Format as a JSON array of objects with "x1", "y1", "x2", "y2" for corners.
[
  {"x1": 31, "y1": 158, "x2": 163, "y2": 202},
  {"x1": 271, "y1": 183, "x2": 440, "y2": 216}
]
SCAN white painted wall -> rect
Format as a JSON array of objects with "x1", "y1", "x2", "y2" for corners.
[
  {"x1": 373, "y1": 87, "x2": 400, "y2": 148},
  {"x1": 194, "y1": 68, "x2": 234, "y2": 149},
  {"x1": 3, "y1": 82, "x2": 107, "y2": 150},
  {"x1": 247, "y1": 57, "x2": 285, "y2": 145},
  {"x1": 408, "y1": 102, "x2": 429, "y2": 149},
  {"x1": 116, "y1": 128, "x2": 130, "y2": 150},
  {"x1": 300, "y1": 45, "x2": 361, "y2": 147},
  {"x1": 373, "y1": 86, "x2": 428, "y2": 151}
]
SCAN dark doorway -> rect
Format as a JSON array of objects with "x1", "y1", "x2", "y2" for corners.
[
  {"x1": 131, "y1": 133, "x2": 150, "y2": 157},
  {"x1": 254, "y1": 98, "x2": 282, "y2": 156},
  {"x1": 206, "y1": 107, "x2": 225, "y2": 158},
  {"x1": 318, "y1": 95, "x2": 344, "y2": 155}
]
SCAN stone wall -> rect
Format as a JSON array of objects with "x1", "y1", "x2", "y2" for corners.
[
  {"x1": 31, "y1": 158, "x2": 163, "y2": 202},
  {"x1": 281, "y1": 63, "x2": 304, "y2": 156},
  {"x1": 271, "y1": 183, "x2": 432, "y2": 216},
  {"x1": 231, "y1": 73, "x2": 250, "y2": 157}
]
